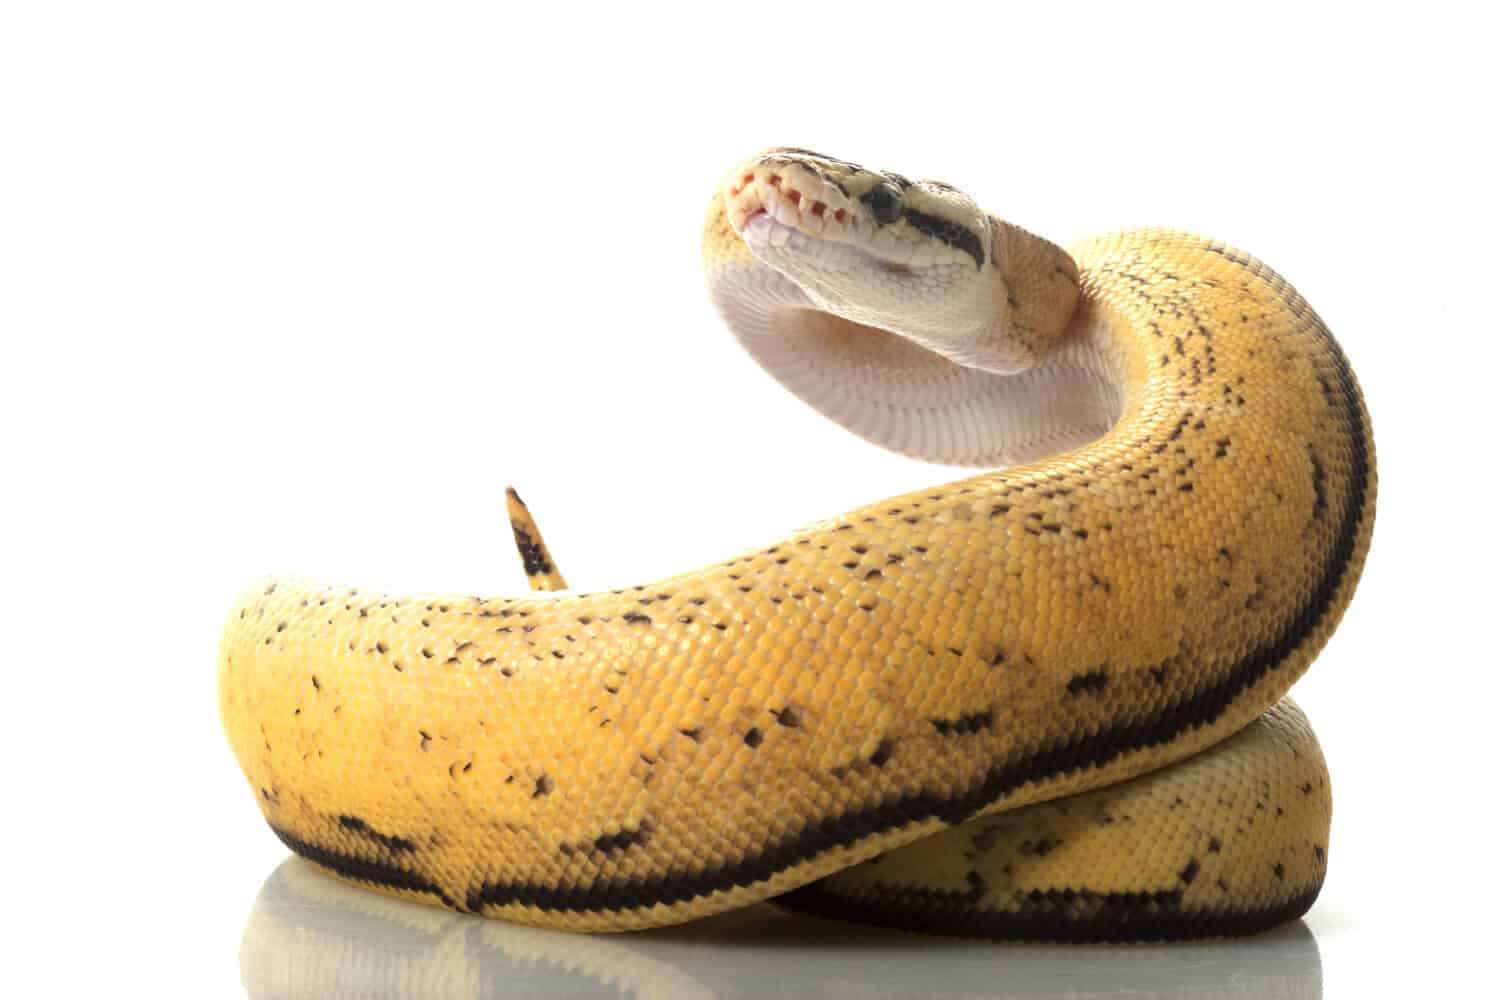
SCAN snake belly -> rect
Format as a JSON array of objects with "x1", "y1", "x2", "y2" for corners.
[{"x1": 218, "y1": 149, "x2": 1375, "y2": 940}]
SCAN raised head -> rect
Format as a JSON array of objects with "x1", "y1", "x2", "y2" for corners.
[{"x1": 708, "y1": 148, "x2": 1079, "y2": 376}]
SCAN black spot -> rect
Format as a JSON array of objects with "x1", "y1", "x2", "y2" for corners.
[
  {"x1": 622, "y1": 612, "x2": 652, "y2": 625},
  {"x1": 964, "y1": 870, "x2": 987, "y2": 901},
  {"x1": 1308, "y1": 446, "x2": 1328, "y2": 519},
  {"x1": 533, "y1": 775, "x2": 553, "y2": 798},
  {"x1": 1026, "y1": 836, "x2": 1062, "y2": 857},
  {"x1": 338, "y1": 815, "x2": 417, "y2": 853},
  {"x1": 869, "y1": 739, "x2": 895, "y2": 767},
  {"x1": 771, "y1": 707, "x2": 799, "y2": 727},
  {"x1": 592, "y1": 826, "x2": 649, "y2": 854},
  {"x1": 932, "y1": 710, "x2": 993, "y2": 736},
  {"x1": 1208, "y1": 837, "x2": 1222, "y2": 853},
  {"x1": 1066, "y1": 669, "x2": 1109, "y2": 695},
  {"x1": 1179, "y1": 858, "x2": 1200, "y2": 885},
  {"x1": 744, "y1": 727, "x2": 763, "y2": 748}
]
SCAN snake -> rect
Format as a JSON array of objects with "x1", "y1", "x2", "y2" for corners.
[{"x1": 219, "y1": 147, "x2": 1375, "y2": 942}]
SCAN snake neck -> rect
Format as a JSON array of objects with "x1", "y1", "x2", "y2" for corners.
[{"x1": 702, "y1": 203, "x2": 1126, "y2": 468}]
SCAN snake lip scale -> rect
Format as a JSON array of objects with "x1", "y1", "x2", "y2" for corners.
[{"x1": 219, "y1": 147, "x2": 1375, "y2": 940}]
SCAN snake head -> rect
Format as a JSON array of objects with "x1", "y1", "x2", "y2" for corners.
[
  {"x1": 722, "y1": 148, "x2": 989, "y2": 269},
  {"x1": 718, "y1": 148, "x2": 1033, "y2": 371}
]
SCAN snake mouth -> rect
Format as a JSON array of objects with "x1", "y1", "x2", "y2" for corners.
[
  {"x1": 724, "y1": 166, "x2": 855, "y2": 234},
  {"x1": 725, "y1": 164, "x2": 927, "y2": 275},
  {"x1": 720, "y1": 163, "x2": 930, "y2": 274},
  {"x1": 740, "y1": 210, "x2": 918, "y2": 278}
]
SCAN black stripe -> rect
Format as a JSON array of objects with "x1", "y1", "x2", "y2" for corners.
[
  {"x1": 465, "y1": 284, "x2": 1370, "y2": 918},
  {"x1": 765, "y1": 146, "x2": 837, "y2": 162},
  {"x1": 338, "y1": 814, "x2": 417, "y2": 853},
  {"x1": 1308, "y1": 446, "x2": 1328, "y2": 520},
  {"x1": 902, "y1": 207, "x2": 984, "y2": 268},
  {"x1": 776, "y1": 880, "x2": 1323, "y2": 943},
  {"x1": 764, "y1": 148, "x2": 865, "y2": 184},
  {"x1": 931, "y1": 710, "x2": 994, "y2": 736},
  {"x1": 272, "y1": 825, "x2": 459, "y2": 910}
]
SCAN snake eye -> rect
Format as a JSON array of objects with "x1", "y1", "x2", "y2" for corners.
[{"x1": 864, "y1": 183, "x2": 904, "y2": 226}]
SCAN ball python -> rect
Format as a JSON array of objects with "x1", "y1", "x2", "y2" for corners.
[{"x1": 219, "y1": 147, "x2": 1375, "y2": 941}]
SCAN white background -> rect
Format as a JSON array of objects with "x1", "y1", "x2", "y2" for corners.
[{"x1": 3, "y1": 3, "x2": 1495, "y2": 996}]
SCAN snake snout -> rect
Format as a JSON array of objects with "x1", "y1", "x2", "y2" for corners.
[{"x1": 723, "y1": 157, "x2": 858, "y2": 242}]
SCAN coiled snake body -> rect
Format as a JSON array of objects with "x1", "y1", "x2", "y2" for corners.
[{"x1": 220, "y1": 149, "x2": 1375, "y2": 941}]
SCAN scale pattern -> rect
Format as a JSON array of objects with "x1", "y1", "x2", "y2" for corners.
[
  {"x1": 782, "y1": 699, "x2": 1331, "y2": 941},
  {"x1": 219, "y1": 174, "x2": 1374, "y2": 938}
]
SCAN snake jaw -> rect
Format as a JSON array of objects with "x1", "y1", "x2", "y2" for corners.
[
  {"x1": 725, "y1": 169, "x2": 935, "y2": 288},
  {"x1": 722, "y1": 150, "x2": 992, "y2": 290},
  {"x1": 724, "y1": 161, "x2": 862, "y2": 247}
]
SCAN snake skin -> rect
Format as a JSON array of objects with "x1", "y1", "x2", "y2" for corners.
[{"x1": 219, "y1": 149, "x2": 1374, "y2": 939}]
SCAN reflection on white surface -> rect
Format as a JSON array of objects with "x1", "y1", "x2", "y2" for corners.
[{"x1": 241, "y1": 859, "x2": 1321, "y2": 999}]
